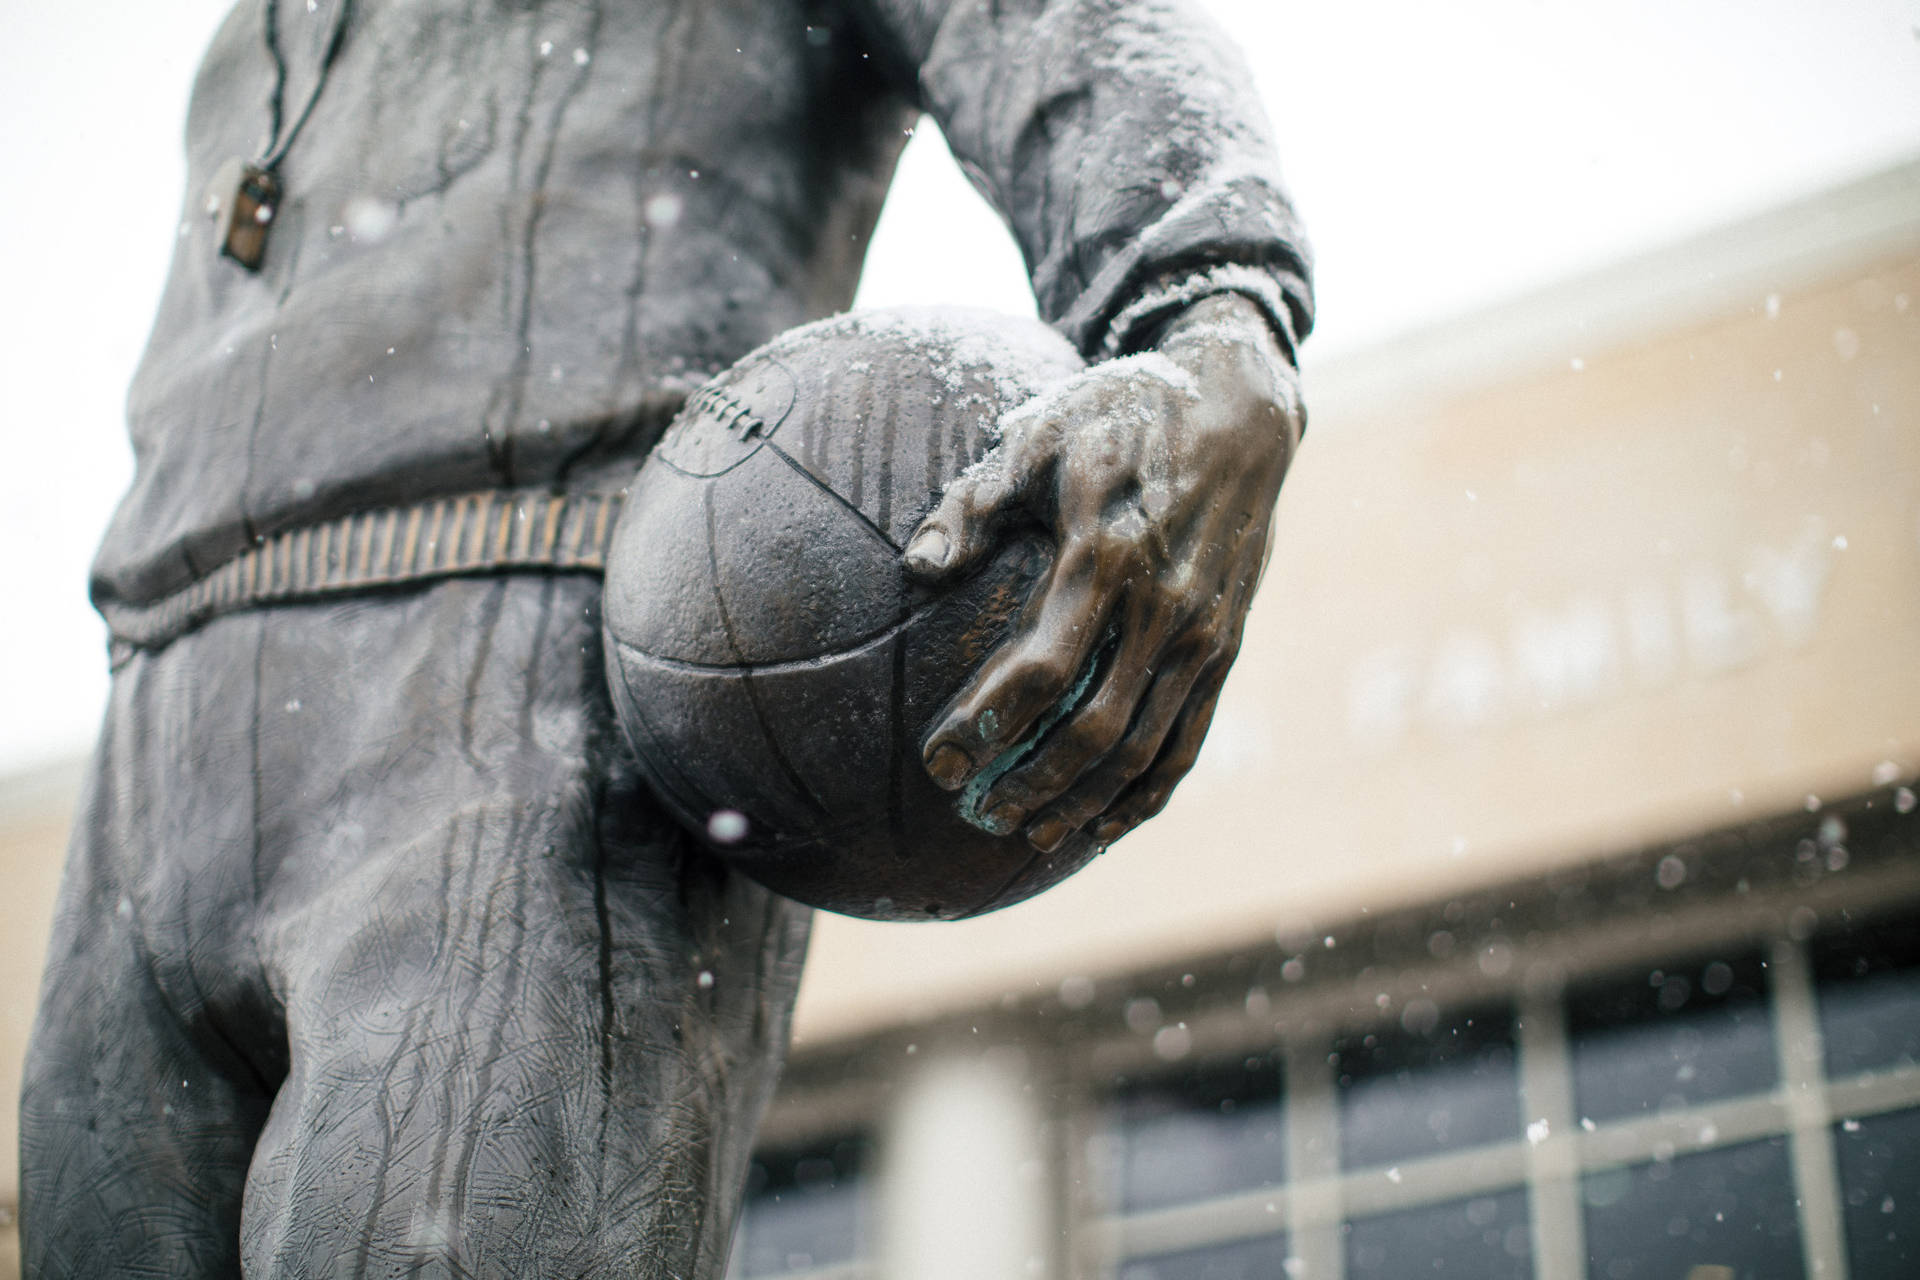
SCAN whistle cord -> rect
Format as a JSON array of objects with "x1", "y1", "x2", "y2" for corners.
[{"x1": 257, "y1": 0, "x2": 355, "y2": 173}]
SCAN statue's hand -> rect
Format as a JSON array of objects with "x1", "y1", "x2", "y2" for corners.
[{"x1": 904, "y1": 292, "x2": 1303, "y2": 853}]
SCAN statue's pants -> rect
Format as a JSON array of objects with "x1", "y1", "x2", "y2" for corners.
[{"x1": 19, "y1": 574, "x2": 812, "y2": 1278}]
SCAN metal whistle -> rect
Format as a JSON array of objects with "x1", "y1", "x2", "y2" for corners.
[{"x1": 207, "y1": 157, "x2": 281, "y2": 271}]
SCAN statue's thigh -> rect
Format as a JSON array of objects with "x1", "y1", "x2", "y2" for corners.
[
  {"x1": 238, "y1": 754, "x2": 803, "y2": 1279},
  {"x1": 19, "y1": 748, "x2": 270, "y2": 1280}
]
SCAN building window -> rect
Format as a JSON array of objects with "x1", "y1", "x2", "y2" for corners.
[
  {"x1": 1104, "y1": 1052, "x2": 1287, "y2": 1214},
  {"x1": 1812, "y1": 914, "x2": 1920, "y2": 1077},
  {"x1": 1832, "y1": 1106, "x2": 1920, "y2": 1276},
  {"x1": 1334, "y1": 1005, "x2": 1519, "y2": 1169},
  {"x1": 1818, "y1": 912, "x2": 1920, "y2": 1278},
  {"x1": 1071, "y1": 910, "x2": 1920, "y2": 1279},
  {"x1": 1119, "y1": 1232, "x2": 1294, "y2": 1280},
  {"x1": 1096, "y1": 1052, "x2": 1289, "y2": 1278},
  {"x1": 728, "y1": 1134, "x2": 871, "y2": 1279},
  {"x1": 1580, "y1": 1137, "x2": 1803, "y2": 1280},
  {"x1": 1566, "y1": 952, "x2": 1774, "y2": 1123},
  {"x1": 1344, "y1": 1187, "x2": 1531, "y2": 1279},
  {"x1": 743, "y1": 808, "x2": 1920, "y2": 1280}
]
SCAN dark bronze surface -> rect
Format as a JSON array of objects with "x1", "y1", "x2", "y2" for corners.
[
  {"x1": 603, "y1": 309, "x2": 1105, "y2": 921},
  {"x1": 26, "y1": 0, "x2": 1312, "y2": 1272},
  {"x1": 23, "y1": 577, "x2": 809, "y2": 1276}
]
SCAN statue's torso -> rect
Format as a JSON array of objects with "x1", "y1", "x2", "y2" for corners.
[{"x1": 100, "y1": 0, "x2": 913, "y2": 608}]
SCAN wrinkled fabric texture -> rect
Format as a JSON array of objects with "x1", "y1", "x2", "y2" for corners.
[
  {"x1": 92, "y1": 0, "x2": 1311, "y2": 623},
  {"x1": 22, "y1": 576, "x2": 811, "y2": 1277}
]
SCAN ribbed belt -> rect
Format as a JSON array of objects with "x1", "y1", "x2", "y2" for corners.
[{"x1": 102, "y1": 486, "x2": 624, "y2": 661}]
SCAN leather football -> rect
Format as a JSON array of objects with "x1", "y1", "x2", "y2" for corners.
[{"x1": 602, "y1": 308, "x2": 1105, "y2": 921}]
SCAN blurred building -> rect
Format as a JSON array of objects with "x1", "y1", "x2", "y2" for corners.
[
  {"x1": 738, "y1": 160, "x2": 1920, "y2": 1280},
  {"x1": 3, "y1": 161, "x2": 1916, "y2": 1280}
]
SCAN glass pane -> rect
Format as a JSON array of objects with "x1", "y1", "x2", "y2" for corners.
[
  {"x1": 1568, "y1": 953, "x2": 1773, "y2": 1124},
  {"x1": 1833, "y1": 1106, "x2": 1920, "y2": 1277},
  {"x1": 1812, "y1": 914, "x2": 1920, "y2": 1076},
  {"x1": 728, "y1": 1137, "x2": 868, "y2": 1278},
  {"x1": 1581, "y1": 1138, "x2": 1804, "y2": 1280},
  {"x1": 1345, "y1": 1187, "x2": 1533, "y2": 1279},
  {"x1": 1335, "y1": 1006, "x2": 1519, "y2": 1169},
  {"x1": 1119, "y1": 1233, "x2": 1292, "y2": 1280},
  {"x1": 1104, "y1": 1052, "x2": 1286, "y2": 1212}
]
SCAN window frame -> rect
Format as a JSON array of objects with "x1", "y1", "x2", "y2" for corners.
[{"x1": 747, "y1": 789, "x2": 1920, "y2": 1280}]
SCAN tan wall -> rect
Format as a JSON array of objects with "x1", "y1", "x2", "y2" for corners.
[{"x1": 0, "y1": 780, "x2": 76, "y2": 1273}]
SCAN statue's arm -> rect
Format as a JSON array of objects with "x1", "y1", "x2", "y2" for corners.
[
  {"x1": 839, "y1": 0, "x2": 1314, "y2": 852},
  {"x1": 838, "y1": 0, "x2": 1312, "y2": 358}
]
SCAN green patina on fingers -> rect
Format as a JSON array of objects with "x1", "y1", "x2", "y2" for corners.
[{"x1": 958, "y1": 626, "x2": 1120, "y2": 834}]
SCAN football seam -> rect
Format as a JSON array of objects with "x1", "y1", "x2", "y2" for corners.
[
  {"x1": 608, "y1": 607, "x2": 920, "y2": 675},
  {"x1": 760, "y1": 438, "x2": 902, "y2": 554}
]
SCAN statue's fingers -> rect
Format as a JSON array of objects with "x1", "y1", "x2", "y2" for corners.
[
  {"x1": 1017, "y1": 647, "x2": 1205, "y2": 853},
  {"x1": 1087, "y1": 653, "x2": 1234, "y2": 846},
  {"x1": 974, "y1": 590, "x2": 1176, "y2": 834},
  {"x1": 920, "y1": 541, "x2": 1111, "y2": 800}
]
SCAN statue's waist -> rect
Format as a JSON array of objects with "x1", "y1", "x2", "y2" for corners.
[{"x1": 101, "y1": 486, "x2": 626, "y2": 663}]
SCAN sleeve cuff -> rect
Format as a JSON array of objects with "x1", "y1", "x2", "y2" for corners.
[{"x1": 1098, "y1": 263, "x2": 1304, "y2": 366}]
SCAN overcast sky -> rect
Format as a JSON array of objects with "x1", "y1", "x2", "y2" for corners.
[{"x1": 2, "y1": 0, "x2": 1918, "y2": 777}]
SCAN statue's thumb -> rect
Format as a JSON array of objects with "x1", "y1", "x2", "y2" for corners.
[
  {"x1": 903, "y1": 520, "x2": 957, "y2": 580},
  {"x1": 903, "y1": 471, "x2": 1006, "y2": 584}
]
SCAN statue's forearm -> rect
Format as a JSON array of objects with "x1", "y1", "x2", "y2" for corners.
[{"x1": 842, "y1": 0, "x2": 1314, "y2": 356}]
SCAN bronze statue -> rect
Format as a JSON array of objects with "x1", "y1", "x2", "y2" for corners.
[{"x1": 20, "y1": 0, "x2": 1310, "y2": 1274}]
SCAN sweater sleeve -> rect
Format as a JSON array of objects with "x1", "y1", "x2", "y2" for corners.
[{"x1": 836, "y1": 0, "x2": 1313, "y2": 361}]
